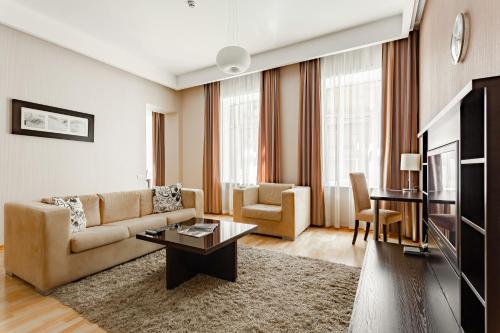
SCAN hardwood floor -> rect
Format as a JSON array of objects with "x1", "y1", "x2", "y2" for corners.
[{"x1": 0, "y1": 217, "x2": 413, "y2": 332}]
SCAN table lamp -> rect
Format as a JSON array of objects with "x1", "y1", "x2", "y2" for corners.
[{"x1": 400, "y1": 153, "x2": 420, "y2": 191}]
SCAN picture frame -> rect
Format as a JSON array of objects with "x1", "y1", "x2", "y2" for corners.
[{"x1": 11, "y1": 99, "x2": 94, "y2": 142}]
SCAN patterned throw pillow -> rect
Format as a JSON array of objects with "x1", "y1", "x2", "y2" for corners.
[
  {"x1": 153, "y1": 184, "x2": 183, "y2": 213},
  {"x1": 53, "y1": 196, "x2": 87, "y2": 233}
]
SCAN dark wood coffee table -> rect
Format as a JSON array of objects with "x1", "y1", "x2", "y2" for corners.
[{"x1": 136, "y1": 218, "x2": 257, "y2": 289}]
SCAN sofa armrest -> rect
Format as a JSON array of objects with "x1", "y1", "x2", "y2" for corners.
[
  {"x1": 282, "y1": 186, "x2": 311, "y2": 239},
  {"x1": 181, "y1": 188, "x2": 204, "y2": 218},
  {"x1": 233, "y1": 186, "x2": 259, "y2": 220},
  {"x1": 4, "y1": 202, "x2": 71, "y2": 290}
]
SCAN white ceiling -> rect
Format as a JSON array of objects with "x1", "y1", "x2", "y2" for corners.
[{"x1": 0, "y1": 0, "x2": 422, "y2": 90}]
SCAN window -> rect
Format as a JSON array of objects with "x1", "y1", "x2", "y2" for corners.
[
  {"x1": 220, "y1": 72, "x2": 261, "y2": 213},
  {"x1": 321, "y1": 45, "x2": 382, "y2": 227}
]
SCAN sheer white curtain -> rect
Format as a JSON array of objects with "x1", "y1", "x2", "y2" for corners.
[
  {"x1": 220, "y1": 73, "x2": 261, "y2": 214},
  {"x1": 321, "y1": 45, "x2": 382, "y2": 228}
]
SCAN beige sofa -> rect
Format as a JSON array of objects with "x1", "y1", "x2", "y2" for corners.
[
  {"x1": 4, "y1": 188, "x2": 203, "y2": 293},
  {"x1": 233, "y1": 183, "x2": 310, "y2": 240}
]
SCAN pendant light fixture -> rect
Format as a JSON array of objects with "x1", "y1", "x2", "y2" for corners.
[{"x1": 216, "y1": 0, "x2": 251, "y2": 74}]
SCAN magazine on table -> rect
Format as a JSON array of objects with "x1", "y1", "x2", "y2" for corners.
[{"x1": 177, "y1": 223, "x2": 218, "y2": 238}]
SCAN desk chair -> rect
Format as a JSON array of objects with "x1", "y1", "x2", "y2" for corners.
[{"x1": 349, "y1": 173, "x2": 402, "y2": 244}]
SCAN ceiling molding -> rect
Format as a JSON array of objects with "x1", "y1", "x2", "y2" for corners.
[
  {"x1": 0, "y1": 0, "x2": 177, "y2": 88},
  {"x1": 177, "y1": 14, "x2": 403, "y2": 90},
  {"x1": 413, "y1": 0, "x2": 427, "y2": 28},
  {"x1": 401, "y1": 0, "x2": 421, "y2": 35},
  {"x1": 0, "y1": 0, "x2": 420, "y2": 91}
]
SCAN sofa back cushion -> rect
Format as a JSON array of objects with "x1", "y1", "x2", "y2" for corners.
[
  {"x1": 41, "y1": 194, "x2": 101, "y2": 227},
  {"x1": 78, "y1": 194, "x2": 101, "y2": 227},
  {"x1": 137, "y1": 189, "x2": 154, "y2": 216},
  {"x1": 98, "y1": 191, "x2": 140, "y2": 223},
  {"x1": 258, "y1": 183, "x2": 294, "y2": 206}
]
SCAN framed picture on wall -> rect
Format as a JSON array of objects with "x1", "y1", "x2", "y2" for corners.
[{"x1": 11, "y1": 99, "x2": 94, "y2": 142}]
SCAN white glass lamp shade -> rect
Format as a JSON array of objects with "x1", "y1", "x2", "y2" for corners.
[
  {"x1": 216, "y1": 46, "x2": 251, "y2": 74},
  {"x1": 400, "y1": 153, "x2": 421, "y2": 171}
]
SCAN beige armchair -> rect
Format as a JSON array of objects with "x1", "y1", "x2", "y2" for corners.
[
  {"x1": 349, "y1": 173, "x2": 402, "y2": 244},
  {"x1": 233, "y1": 183, "x2": 310, "y2": 240}
]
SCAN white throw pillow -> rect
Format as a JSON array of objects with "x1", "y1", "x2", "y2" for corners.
[
  {"x1": 153, "y1": 184, "x2": 183, "y2": 213},
  {"x1": 53, "y1": 196, "x2": 87, "y2": 233}
]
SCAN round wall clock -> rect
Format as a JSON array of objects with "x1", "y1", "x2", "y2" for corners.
[{"x1": 450, "y1": 13, "x2": 467, "y2": 64}]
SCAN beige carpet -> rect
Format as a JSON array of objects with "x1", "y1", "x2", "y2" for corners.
[{"x1": 52, "y1": 246, "x2": 360, "y2": 333}]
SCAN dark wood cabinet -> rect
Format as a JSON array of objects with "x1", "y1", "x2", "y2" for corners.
[
  {"x1": 459, "y1": 77, "x2": 500, "y2": 333},
  {"x1": 419, "y1": 76, "x2": 500, "y2": 333}
]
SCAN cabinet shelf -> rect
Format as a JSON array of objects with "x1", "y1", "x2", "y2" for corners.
[
  {"x1": 461, "y1": 278, "x2": 485, "y2": 333},
  {"x1": 461, "y1": 216, "x2": 486, "y2": 235},
  {"x1": 461, "y1": 220, "x2": 485, "y2": 299},
  {"x1": 461, "y1": 158, "x2": 485, "y2": 165},
  {"x1": 460, "y1": 89, "x2": 485, "y2": 160},
  {"x1": 462, "y1": 273, "x2": 485, "y2": 306},
  {"x1": 461, "y1": 163, "x2": 485, "y2": 229}
]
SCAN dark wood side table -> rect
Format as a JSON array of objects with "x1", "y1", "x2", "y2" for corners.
[{"x1": 370, "y1": 189, "x2": 423, "y2": 242}]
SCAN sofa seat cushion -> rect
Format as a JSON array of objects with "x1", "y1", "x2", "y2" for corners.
[
  {"x1": 71, "y1": 225, "x2": 129, "y2": 253},
  {"x1": 108, "y1": 213, "x2": 169, "y2": 236},
  {"x1": 165, "y1": 208, "x2": 196, "y2": 224},
  {"x1": 242, "y1": 204, "x2": 282, "y2": 221},
  {"x1": 258, "y1": 183, "x2": 294, "y2": 205}
]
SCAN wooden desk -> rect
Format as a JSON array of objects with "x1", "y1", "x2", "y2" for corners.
[
  {"x1": 349, "y1": 241, "x2": 460, "y2": 333},
  {"x1": 370, "y1": 189, "x2": 423, "y2": 242}
]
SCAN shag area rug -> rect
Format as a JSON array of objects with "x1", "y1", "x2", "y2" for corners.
[{"x1": 52, "y1": 247, "x2": 360, "y2": 333}]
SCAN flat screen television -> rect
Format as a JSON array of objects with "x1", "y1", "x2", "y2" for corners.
[{"x1": 427, "y1": 141, "x2": 459, "y2": 270}]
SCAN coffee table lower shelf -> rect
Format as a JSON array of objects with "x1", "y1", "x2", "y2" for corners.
[
  {"x1": 135, "y1": 218, "x2": 257, "y2": 290},
  {"x1": 166, "y1": 241, "x2": 237, "y2": 289}
]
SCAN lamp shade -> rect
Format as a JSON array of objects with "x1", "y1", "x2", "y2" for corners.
[
  {"x1": 400, "y1": 153, "x2": 421, "y2": 171},
  {"x1": 216, "y1": 46, "x2": 251, "y2": 74}
]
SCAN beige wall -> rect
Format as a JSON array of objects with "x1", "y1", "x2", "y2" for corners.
[
  {"x1": 419, "y1": 0, "x2": 500, "y2": 127},
  {"x1": 165, "y1": 112, "x2": 181, "y2": 183},
  {"x1": 0, "y1": 24, "x2": 180, "y2": 244},
  {"x1": 179, "y1": 64, "x2": 302, "y2": 190},
  {"x1": 280, "y1": 64, "x2": 300, "y2": 184},
  {"x1": 180, "y1": 85, "x2": 204, "y2": 189}
]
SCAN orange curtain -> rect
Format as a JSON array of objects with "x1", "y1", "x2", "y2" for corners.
[
  {"x1": 381, "y1": 30, "x2": 419, "y2": 240},
  {"x1": 152, "y1": 112, "x2": 165, "y2": 186},
  {"x1": 203, "y1": 82, "x2": 222, "y2": 214},
  {"x1": 299, "y1": 59, "x2": 324, "y2": 226},
  {"x1": 258, "y1": 68, "x2": 281, "y2": 183}
]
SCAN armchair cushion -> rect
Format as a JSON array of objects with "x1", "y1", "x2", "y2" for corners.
[
  {"x1": 242, "y1": 204, "x2": 282, "y2": 221},
  {"x1": 258, "y1": 183, "x2": 294, "y2": 205}
]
